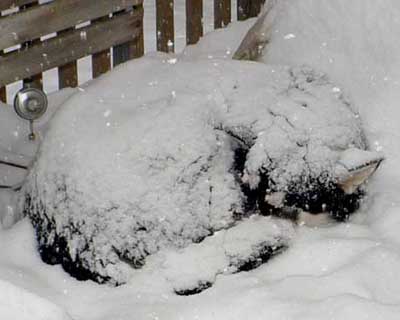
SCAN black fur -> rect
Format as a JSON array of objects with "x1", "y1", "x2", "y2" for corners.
[{"x1": 231, "y1": 140, "x2": 363, "y2": 222}]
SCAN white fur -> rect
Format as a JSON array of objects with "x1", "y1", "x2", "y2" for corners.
[{"x1": 297, "y1": 211, "x2": 333, "y2": 227}]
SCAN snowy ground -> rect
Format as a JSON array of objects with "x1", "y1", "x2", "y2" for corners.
[{"x1": 1, "y1": 1, "x2": 400, "y2": 319}]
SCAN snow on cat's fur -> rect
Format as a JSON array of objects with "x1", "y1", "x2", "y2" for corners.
[{"x1": 24, "y1": 54, "x2": 380, "y2": 285}]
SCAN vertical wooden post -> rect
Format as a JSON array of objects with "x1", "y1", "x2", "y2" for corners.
[
  {"x1": 214, "y1": 0, "x2": 231, "y2": 29},
  {"x1": 58, "y1": 61, "x2": 78, "y2": 89},
  {"x1": 0, "y1": 50, "x2": 5, "y2": 103},
  {"x1": 113, "y1": 43, "x2": 130, "y2": 67},
  {"x1": 156, "y1": 0, "x2": 175, "y2": 53},
  {"x1": 93, "y1": 49, "x2": 111, "y2": 77},
  {"x1": 90, "y1": 16, "x2": 112, "y2": 76},
  {"x1": 58, "y1": 29, "x2": 78, "y2": 88},
  {"x1": 0, "y1": 86, "x2": 6, "y2": 104},
  {"x1": 237, "y1": 0, "x2": 264, "y2": 21},
  {"x1": 21, "y1": 2, "x2": 43, "y2": 90},
  {"x1": 0, "y1": 11, "x2": 6, "y2": 103},
  {"x1": 113, "y1": 5, "x2": 144, "y2": 67},
  {"x1": 249, "y1": 0, "x2": 265, "y2": 17},
  {"x1": 186, "y1": 0, "x2": 203, "y2": 45},
  {"x1": 237, "y1": 0, "x2": 247, "y2": 21},
  {"x1": 129, "y1": 10, "x2": 145, "y2": 59}
]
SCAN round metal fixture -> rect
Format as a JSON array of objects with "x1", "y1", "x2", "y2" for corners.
[
  {"x1": 13, "y1": 87, "x2": 48, "y2": 141},
  {"x1": 14, "y1": 88, "x2": 48, "y2": 121}
]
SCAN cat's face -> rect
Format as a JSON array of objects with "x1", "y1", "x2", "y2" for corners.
[{"x1": 261, "y1": 151, "x2": 384, "y2": 226}]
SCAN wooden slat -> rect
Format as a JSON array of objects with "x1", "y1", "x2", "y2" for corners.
[
  {"x1": 186, "y1": 0, "x2": 203, "y2": 45},
  {"x1": 237, "y1": 0, "x2": 264, "y2": 21},
  {"x1": 0, "y1": 86, "x2": 6, "y2": 103},
  {"x1": 113, "y1": 9, "x2": 131, "y2": 67},
  {"x1": 0, "y1": 0, "x2": 143, "y2": 51},
  {"x1": 0, "y1": 10, "x2": 143, "y2": 87},
  {"x1": 93, "y1": 49, "x2": 111, "y2": 78},
  {"x1": 113, "y1": 33, "x2": 144, "y2": 66},
  {"x1": 237, "y1": 0, "x2": 248, "y2": 20},
  {"x1": 58, "y1": 28, "x2": 78, "y2": 89},
  {"x1": 114, "y1": 4, "x2": 144, "y2": 66},
  {"x1": 23, "y1": 70, "x2": 42, "y2": 90},
  {"x1": 0, "y1": 0, "x2": 37, "y2": 11},
  {"x1": 249, "y1": 0, "x2": 265, "y2": 17},
  {"x1": 113, "y1": 43, "x2": 130, "y2": 67},
  {"x1": 113, "y1": 27, "x2": 144, "y2": 65},
  {"x1": 92, "y1": 16, "x2": 111, "y2": 78},
  {"x1": 21, "y1": 1, "x2": 42, "y2": 90},
  {"x1": 156, "y1": 0, "x2": 174, "y2": 53},
  {"x1": 113, "y1": 20, "x2": 134, "y2": 68},
  {"x1": 0, "y1": 11, "x2": 5, "y2": 103},
  {"x1": 129, "y1": 12, "x2": 144, "y2": 59},
  {"x1": 214, "y1": 0, "x2": 231, "y2": 29},
  {"x1": 58, "y1": 27, "x2": 78, "y2": 88},
  {"x1": 58, "y1": 60, "x2": 78, "y2": 88}
]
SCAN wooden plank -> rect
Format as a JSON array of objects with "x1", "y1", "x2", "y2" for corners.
[
  {"x1": 214, "y1": 0, "x2": 231, "y2": 29},
  {"x1": 113, "y1": 18, "x2": 144, "y2": 65},
  {"x1": 21, "y1": 1, "x2": 42, "y2": 90},
  {"x1": 186, "y1": 0, "x2": 203, "y2": 45},
  {"x1": 92, "y1": 16, "x2": 111, "y2": 78},
  {"x1": 156, "y1": 0, "x2": 174, "y2": 53},
  {"x1": 58, "y1": 29, "x2": 78, "y2": 89},
  {"x1": 93, "y1": 49, "x2": 111, "y2": 78},
  {"x1": 237, "y1": 0, "x2": 249, "y2": 20},
  {"x1": 0, "y1": 0, "x2": 143, "y2": 51},
  {"x1": 0, "y1": 0, "x2": 37, "y2": 11},
  {"x1": 23, "y1": 69, "x2": 42, "y2": 89},
  {"x1": 113, "y1": 4, "x2": 144, "y2": 66},
  {"x1": 59, "y1": 60, "x2": 78, "y2": 88},
  {"x1": 113, "y1": 23, "x2": 144, "y2": 65},
  {"x1": 0, "y1": 86, "x2": 6, "y2": 103},
  {"x1": 0, "y1": 11, "x2": 5, "y2": 103},
  {"x1": 249, "y1": 0, "x2": 265, "y2": 17},
  {"x1": 113, "y1": 43, "x2": 130, "y2": 67},
  {"x1": 131, "y1": 25, "x2": 144, "y2": 59},
  {"x1": 0, "y1": 10, "x2": 143, "y2": 87},
  {"x1": 128, "y1": 11, "x2": 145, "y2": 59},
  {"x1": 237, "y1": 0, "x2": 264, "y2": 21},
  {"x1": 113, "y1": 9, "x2": 131, "y2": 67}
]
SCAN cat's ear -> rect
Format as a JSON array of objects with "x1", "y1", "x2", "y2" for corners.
[{"x1": 335, "y1": 149, "x2": 384, "y2": 194}]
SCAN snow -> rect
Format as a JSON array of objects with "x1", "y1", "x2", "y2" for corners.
[
  {"x1": 1, "y1": 1, "x2": 400, "y2": 319},
  {"x1": 256, "y1": 0, "x2": 400, "y2": 244},
  {"x1": 0, "y1": 278, "x2": 72, "y2": 320},
  {"x1": 24, "y1": 55, "x2": 371, "y2": 283},
  {"x1": 0, "y1": 88, "x2": 76, "y2": 227}
]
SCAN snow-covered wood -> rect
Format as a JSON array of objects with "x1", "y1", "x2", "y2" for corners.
[
  {"x1": 0, "y1": 10, "x2": 143, "y2": 87},
  {"x1": 0, "y1": 0, "x2": 36, "y2": 11},
  {"x1": 0, "y1": 0, "x2": 142, "y2": 51}
]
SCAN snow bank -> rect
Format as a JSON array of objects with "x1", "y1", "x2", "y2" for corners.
[
  {"x1": 254, "y1": 0, "x2": 400, "y2": 252},
  {"x1": 0, "y1": 88, "x2": 77, "y2": 228},
  {"x1": 0, "y1": 278, "x2": 72, "y2": 320}
]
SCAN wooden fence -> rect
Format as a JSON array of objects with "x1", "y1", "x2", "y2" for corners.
[{"x1": 0, "y1": 0, "x2": 264, "y2": 103}]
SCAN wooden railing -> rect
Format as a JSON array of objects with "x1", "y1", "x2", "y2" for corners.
[
  {"x1": 0, "y1": 0, "x2": 144, "y2": 102},
  {"x1": 0, "y1": 0, "x2": 264, "y2": 103}
]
